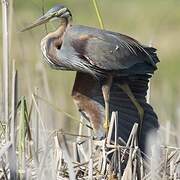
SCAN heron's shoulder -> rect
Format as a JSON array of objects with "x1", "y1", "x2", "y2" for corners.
[
  {"x1": 67, "y1": 25, "x2": 159, "y2": 66},
  {"x1": 68, "y1": 25, "x2": 139, "y2": 43},
  {"x1": 68, "y1": 25, "x2": 103, "y2": 34}
]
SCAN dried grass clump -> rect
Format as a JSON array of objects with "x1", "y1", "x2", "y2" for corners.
[
  {"x1": 1, "y1": 100, "x2": 180, "y2": 180},
  {"x1": 49, "y1": 114, "x2": 180, "y2": 180},
  {"x1": 1, "y1": 0, "x2": 180, "y2": 179}
]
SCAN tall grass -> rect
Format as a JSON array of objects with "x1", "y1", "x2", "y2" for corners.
[
  {"x1": 1, "y1": 0, "x2": 9, "y2": 138},
  {"x1": 1, "y1": 0, "x2": 17, "y2": 179},
  {"x1": 0, "y1": 0, "x2": 180, "y2": 179},
  {"x1": 92, "y1": 0, "x2": 104, "y2": 29}
]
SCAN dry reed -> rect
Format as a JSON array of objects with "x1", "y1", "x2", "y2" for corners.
[{"x1": 0, "y1": 1, "x2": 180, "y2": 179}]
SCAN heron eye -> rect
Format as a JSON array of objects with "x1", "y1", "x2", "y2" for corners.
[
  {"x1": 54, "y1": 38, "x2": 62, "y2": 50},
  {"x1": 56, "y1": 44, "x2": 62, "y2": 50}
]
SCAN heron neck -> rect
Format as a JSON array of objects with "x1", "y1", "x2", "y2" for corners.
[
  {"x1": 49, "y1": 21, "x2": 69, "y2": 38},
  {"x1": 40, "y1": 20, "x2": 71, "y2": 69}
]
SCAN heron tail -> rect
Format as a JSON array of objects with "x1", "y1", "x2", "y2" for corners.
[
  {"x1": 109, "y1": 74, "x2": 159, "y2": 152},
  {"x1": 72, "y1": 72, "x2": 159, "y2": 153}
]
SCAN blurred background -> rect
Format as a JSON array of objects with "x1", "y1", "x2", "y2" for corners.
[{"x1": 1, "y1": 0, "x2": 180, "y2": 134}]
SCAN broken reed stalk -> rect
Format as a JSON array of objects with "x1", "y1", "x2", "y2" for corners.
[
  {"x1": 1, "y1": 0, "x2": 9, "y2": 140},
  {"x1": 18, "y1": 97, "x2": 28, "y2": 180},
  {"x1": 8, "y1": 60, "x2": 17, "y2": 179},
  {"x1": 1, "y1": 0, "x2": 17, "y2": 179},
  {"x1": 57, "y1": 132, "x2": 76, "y2": 180},
  {"x1": 1, "y1": 92, "x2": 177, "y2": 180},
  {"x1": 32, "y1": 93, "x2": 48, "y2": 140},
  {"x1": 56, "y1": 113, "x2": 140, "y2": 179},
  {"x1": 34, "y1": 88, "x2": 39, "y2": 163}
]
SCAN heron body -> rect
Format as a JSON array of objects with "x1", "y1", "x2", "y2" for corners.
[
  {"x1": 22, "y1": 4, "x2": 159, "y2": 152},
  {"x1": 41, "y1": 24, "x2": 159, "y2": 77}
]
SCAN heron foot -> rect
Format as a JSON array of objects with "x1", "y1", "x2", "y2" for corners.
[
  {"x1": 101, "y1": 76, "x2": 113, "y2": 135},
  {"x1": 103, "y1": 99, "x2": 110, "y2": 134},
  {"x1": 103, "y1": 118, "x2": 109, "y2": 130}
]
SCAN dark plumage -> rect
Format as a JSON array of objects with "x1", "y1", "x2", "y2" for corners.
[
  {"x1": 22, "y1": 4, "x2": 160, "y2": 153},
  {"x1": 56, "y1": 25, "x2": 159, "y2": 77},
  {"x1": 72, "y1": 72, "x2": 159, "y2": 152}
]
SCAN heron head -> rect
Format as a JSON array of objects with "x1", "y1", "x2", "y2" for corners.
[{"x1": 21, "y1": 4, "x2": 72, "y2": 32}]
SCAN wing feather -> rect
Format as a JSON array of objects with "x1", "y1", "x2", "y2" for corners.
[{"x1": 69, "y1": 25, "x2": 159, "y2": 73}]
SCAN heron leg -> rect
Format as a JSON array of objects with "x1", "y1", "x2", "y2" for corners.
[
  {"x1": 102, "y1": 75, "x2": 113, "y2": 133},
  {"x1": 118, "y1": 83, "x2": 144, "y2": 138}
]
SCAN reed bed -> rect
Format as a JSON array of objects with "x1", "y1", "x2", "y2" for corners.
[
  {"x1": 0, "y1": 93, "x2": 180, "y2": 179},
  {"x1": 1, "y1": 0, "x2": 180, "y2": 179}
]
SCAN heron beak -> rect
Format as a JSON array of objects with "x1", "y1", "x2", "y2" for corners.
[{"x1": 21, "y1": 14, "x2": 52, "y2": 32}]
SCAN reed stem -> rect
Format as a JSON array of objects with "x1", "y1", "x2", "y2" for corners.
[
  {"x1": 92, "y1": 0, "x2": 104, "y2": 29},
  {"x1": 1, "y1": 0, "x2": 10, "y2": 140}
]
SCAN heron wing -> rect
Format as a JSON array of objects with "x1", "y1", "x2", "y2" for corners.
[{"x1": 70, "y1": 25, "x2": 159, "y2": 72}]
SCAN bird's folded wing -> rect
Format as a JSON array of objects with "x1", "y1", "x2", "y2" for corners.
[{"x1": 69, "y1": 25, "x2": 159, "y2": 72}]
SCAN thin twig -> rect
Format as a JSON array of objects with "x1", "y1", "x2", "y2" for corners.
[{"x1": 92, "y1": 0, "x2": 104, "y2": 29}]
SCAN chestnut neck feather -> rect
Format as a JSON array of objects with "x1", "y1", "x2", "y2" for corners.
[
  {"x1": 41, "y1": 18, "x2": 71, "y2": 68},
  {"x1": 46, "y1": 19, "x2": 69, "y2": 48}
]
